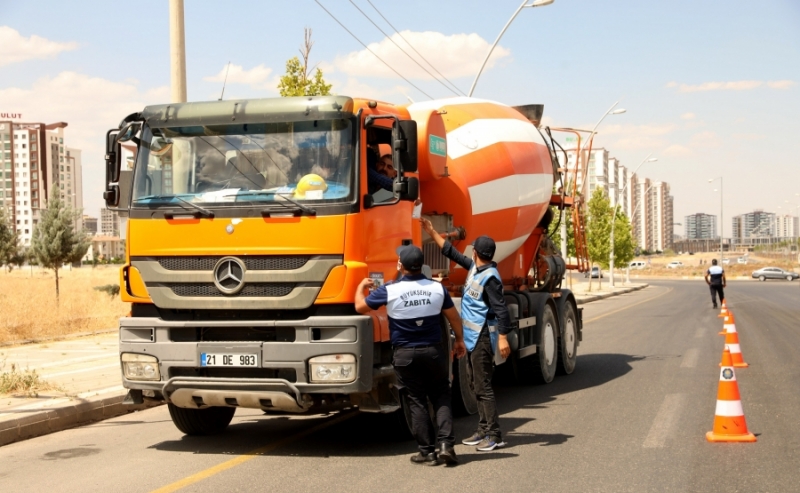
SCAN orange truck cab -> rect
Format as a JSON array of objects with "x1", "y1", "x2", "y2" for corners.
[{"x1": 104, "y1": 95, "x2": 582, "y2": 435}]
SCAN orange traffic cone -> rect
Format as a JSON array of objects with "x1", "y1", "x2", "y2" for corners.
[
  {"x1": 717, "y1": 300, "x2": 728, "y2": 318},
  {"x1": 706, "y1": 348, "x2": 756, "y2": 442},
  {"x1": 720, "y1": 331, "x2": 749, "y2": 368},
  {"x1": 718, "y1": 312, "x2": 735, "y2": 335}
]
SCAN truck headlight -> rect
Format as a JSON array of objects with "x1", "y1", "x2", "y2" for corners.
[
  {"x1": 308, "y1": 354, "x2": 356, "y2": 383},
  {"x1": 121, "y1": 353, "x2": 161, "y2": 381}
]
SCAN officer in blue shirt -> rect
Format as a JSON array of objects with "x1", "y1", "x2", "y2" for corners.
[
  {"x1": 421, "y1": 218, "x2": 513, "y2": 452},
  {"x1": 355, "y1": 245, "x2": 467, "y2": 466},
  {"x1": 704, "y1": 259, "x2": 727, "y2": 309}
]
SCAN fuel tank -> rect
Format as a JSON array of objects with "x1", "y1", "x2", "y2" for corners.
[{"x1": 405, "y1": 97, "x2": 554, "y2": 283}]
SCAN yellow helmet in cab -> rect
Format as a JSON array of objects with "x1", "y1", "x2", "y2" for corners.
[{"x1": 294, "y1": 173, "x2": 328, "y2": 199}]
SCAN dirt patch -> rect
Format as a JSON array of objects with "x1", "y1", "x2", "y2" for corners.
[{"x1": 0, "y1": 266, "x2": 128, "y2": 344}]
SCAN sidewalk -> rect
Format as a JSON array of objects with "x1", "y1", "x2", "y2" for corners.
[
  {"x1": 0, "y1": 282, "x2": 648, "y2": 447},
  {"x1": 0, "y1": 333, "x2": 155, "y2": 447}
]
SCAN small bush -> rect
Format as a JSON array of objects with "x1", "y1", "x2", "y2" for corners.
[{"x1": 0, "y1": 358, "x2": 63, "y2": 396}]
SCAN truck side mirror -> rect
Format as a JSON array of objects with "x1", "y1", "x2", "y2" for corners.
[
  {"x1": 396, "y1": 177, "x2": 419, "y2": 202},
  {"x1": 103, "y1": 184, "x2": 120, "y2": 207},
  {"x1": 394, "y1": 120, "x2": 418, "y2": 174}
]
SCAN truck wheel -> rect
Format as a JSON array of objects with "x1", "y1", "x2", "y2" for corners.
[
  {"x1": 534, "y1": 303, "x2": 559, "y2": 383},
  {"x1": 167, "y1": 404, "x2": 236, "y2": 435},
  {"x1": 452, "y1": 355, "x2": 478, "y2": 416},
  {"x1": 759, "y1": 275, "x2": 766, "y2": 282},
  {"x1": 557, "y1": 301, "x2": 578, "y2": 375}
]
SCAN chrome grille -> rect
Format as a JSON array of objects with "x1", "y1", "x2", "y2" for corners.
[
  {"x1": 169, "y1": 283, "x2": 295, "y2": 297},
  {"x1": 158, "y1": 256, "x2": 310, "y2": 271}
]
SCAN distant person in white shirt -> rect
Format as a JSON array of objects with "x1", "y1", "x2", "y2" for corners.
[{"x1": 704, "y1": 259, "x2": 726, "y2": 309}]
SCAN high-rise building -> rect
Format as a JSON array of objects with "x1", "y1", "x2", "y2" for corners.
[
  {"x1": 0, "y1": 119, "x2": 82, "y2": 247},
  {"x1": 647, "y1": 181, "x2": 673, "y2": 251},
  {"x1": 732, "y1": 210, "x2": 776, "y2": 240},
  {"x1": 632, "y1": 177, "x2": 651, "y2": 250},
  {"x1": 685, "y1": 213, "x2": 717, "y2": 240},
  {"x1": 101, "y1": 208, "x2": 120, "y2": 237},
  {"x1": 82, "y1": 214, "x2": 98, "y2": 234},
  {"x1": 775, "y1": 215, "x2": 799, "y2": 238}
]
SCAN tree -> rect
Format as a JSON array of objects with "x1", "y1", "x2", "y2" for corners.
[
  {"x1": 277, "y1": 28, "x2": 332, "y2": 97},
  {"x1": 30, "y1": 192, "x2": 91, "y2": 297},
  {"x1": 585, "y1": 188, "x2": 612, "y2": 289},
  {"x1": 612, "y1": 209, "x2": 636, "y2": 269},
  {"x1": 0, "y1": 207, "x2": 20, "y2": 272},
  {"x1": 547, "y1": 206, "x2": 576, "y2": 258}
]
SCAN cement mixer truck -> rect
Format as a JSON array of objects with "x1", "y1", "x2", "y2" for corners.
[{"x1": 104, "y1": 95, "x2": 588, "y2": 435}]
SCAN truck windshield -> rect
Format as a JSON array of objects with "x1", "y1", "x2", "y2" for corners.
[{"x1": 131, "y1": 119, "x2": 355, "y2": 209}]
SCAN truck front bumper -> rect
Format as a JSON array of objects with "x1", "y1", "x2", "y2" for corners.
[{"x1": 118, "y1": 314, "x2": 374, "y2": 412}]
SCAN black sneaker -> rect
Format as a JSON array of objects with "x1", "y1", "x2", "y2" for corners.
[
  {"x1": 461, "y1": 432, "x2": 484, "y2": 446},
  {"x1": 410, "y1": 452, "x2": 440, "y2": 465},
  {"x1": 438, "y1": 444, "x2": 459, "y2": 466},
  {"x1": 476, "y1": 437, "x2": 507, "y2": 451},
  {"x1": 713, "y1": 304, "x2": 718, "y2": 309}
]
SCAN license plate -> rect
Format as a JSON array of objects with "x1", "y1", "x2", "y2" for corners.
[{"x1": 200, "y1": 353, "x2": 259, "y2": 367}]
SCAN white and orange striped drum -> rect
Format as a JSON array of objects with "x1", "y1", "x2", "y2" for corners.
[{"x1": 406, "y1": 97, "x2": 554, "y2": 284}]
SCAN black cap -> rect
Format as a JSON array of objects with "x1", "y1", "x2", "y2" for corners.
[
  {"x1": 396, "y1": 245, "x2": 424, "y2": 271},
  {"x1": 472, "y1": 235, "x2": 496, "y2": 260}
]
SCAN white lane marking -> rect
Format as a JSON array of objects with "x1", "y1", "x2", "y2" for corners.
[
  {"x1": 42, "y1": 363, "x2": 120, "y2": 379},
  {"x1": 643, "y1": 393, "x2": 686, "y2": 448},
  {"x1": 447, "y1": 118, "x2": 545, "y2": 160},
  {"x1": 25, "y1": 354, "x2": 116, "y2": 370},
  {"x1": 694, "y1": 327, "x2": 704, "y2": 338},
  {"x1": 469, "y1": 173, "x2": 553, "y2": 215},
  {"x1": 39, "y1": 349, "x2": 111, "y2": 353},
  {"x1": 680, "y1": 348, "x2": 699, "y2": 368}
]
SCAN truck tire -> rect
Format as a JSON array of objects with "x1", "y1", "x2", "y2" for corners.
[
  {"x1": 452, "y1": 355, "x2": 478, "y2": 416},
  {"x1": 557, "y1": 301, "x2": 578, "y2": 375},
  {"x1": 533, "y1": 303, "x2": 559, "y2": 384},
  {"x1": 167, "y1": 404, "x2": 236, "y2": 435}
]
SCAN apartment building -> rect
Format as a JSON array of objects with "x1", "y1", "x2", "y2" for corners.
[
  {"x1": 732, "y1": 210, "x2": 776, "y2": 240},
  {"x1": 0, "y1": 119, "x2": 83, "y2": 246},
  {"x1": 775, "y1": 214, "x2": 799, "y2": 238},
  {"x1": 685, "y1": 213, "x2": 717, "y2": 239},
  {"x1": 101, "y1": 208, "x2": 121, "y2": 237}
]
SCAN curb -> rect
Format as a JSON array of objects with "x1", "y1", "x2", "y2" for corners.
[
  {"x1": 0, "y1": 392, "x2": 161, "y2": 448},
  {"x1": 575, "y1": 283, "x2": 648, "y2": 305}
]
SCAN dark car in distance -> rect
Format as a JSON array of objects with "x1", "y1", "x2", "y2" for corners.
[{"x1": 751, "y1": 267, "x2": 800, "y2": 281}]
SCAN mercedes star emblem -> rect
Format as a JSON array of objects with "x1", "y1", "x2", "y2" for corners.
[{"x1": 213, "y1": 257, "x2": 246, "y2": 295}]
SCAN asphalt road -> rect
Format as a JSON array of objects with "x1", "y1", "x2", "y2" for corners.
[{"x1": 1, "y1": 280, "x2": 798, "y2": 493}]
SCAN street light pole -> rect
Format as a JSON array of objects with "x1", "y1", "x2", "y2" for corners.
[
  {"x1": 468, "y1": 0, "x2": 554, "y2": 97},
  {"x1": 169, "y1": 0, "x2": 187, "y2": 103},
  {"x1": 709, "y1": 177, "x2": 723, "y2": 262},
  {"x1": 609, "y1": 154, "x2": 657, "y2": 287}
]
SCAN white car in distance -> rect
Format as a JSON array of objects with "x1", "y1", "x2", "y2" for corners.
[{"x1": 666, "y1": 261, "x2": 683, "y2": 269}]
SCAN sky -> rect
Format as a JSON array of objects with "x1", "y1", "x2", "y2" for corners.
[{"x1": 1, "y1": 0, "x2": 799, "y2": 236}]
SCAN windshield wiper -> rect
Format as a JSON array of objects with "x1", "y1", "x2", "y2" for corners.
[
  {"x1": 275, "y1": 193, "x2": 316, "y2": 216},
  {"x1": 136, "y1": 194, "x2": 214, "y2": 218},
  {"x1": 232, "y1": 190, "x2": 317, "y2": 216},
  {"x1": 173, "y1": 196, "x2": 214, "y2": 217}
]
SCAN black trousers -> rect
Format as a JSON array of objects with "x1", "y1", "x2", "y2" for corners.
[
  {"x1": 466, "y1": 331, "x2": 501, "y2": 441},
  {"x1": 392, "y1": 344, "x2": 454, "y2": 454},
  {"x1": 709, "y1": 284, "x2": 725, "y2": 305}
]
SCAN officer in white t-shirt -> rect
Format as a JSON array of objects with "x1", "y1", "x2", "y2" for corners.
[
  {"x1": 355, "y1": 245, "x2": 466, "y2": 466},
  {"x1": 704, "y1": 258, "x2": 727, "y2": 309}
]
